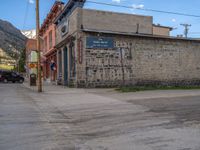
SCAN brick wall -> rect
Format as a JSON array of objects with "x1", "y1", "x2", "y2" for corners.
[
  {"x1": 153, "y1": 26, "x2": 171, "y2": 36},
  {"x1": 56, "y1": 7, "x2": 153, "y2": 46},
  {"x1": 26, "y1": 39, "x2": 37, "y2": 54},
  {"x1": 41, "y1": 24, "x2": 56, "y2": 54},
  {"x1": 81, "y1": 8, "x2": 153, "y2": 35}
]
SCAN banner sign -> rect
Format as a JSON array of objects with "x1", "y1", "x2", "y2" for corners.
[{"x1": 86, "y1": 37, "x2": 114, "y2": 49}]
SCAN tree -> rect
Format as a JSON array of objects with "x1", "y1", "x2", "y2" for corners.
[{"x1": 18, "y1": 48, "x2": 26, "y2": 73}]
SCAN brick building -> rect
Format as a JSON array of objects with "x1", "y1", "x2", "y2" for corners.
[
  {"x1": 153, "y1": 24, "x2": 173, "y2": 36},
  {"x1": 40, "y1": 1, "x2": 64, "y2": 81},
  {"x1": 54, "y1": 0, "x2": 200, "y2": 87},
  {"x1": 25, "y1": 39, "x2": 37, "y2": 75}
]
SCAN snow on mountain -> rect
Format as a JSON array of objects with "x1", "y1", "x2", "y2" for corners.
[{"x1": 21, "y1": 29, "x2": 36, "y2": 39}]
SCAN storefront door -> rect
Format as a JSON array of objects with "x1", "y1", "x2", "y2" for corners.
[{"x1": 63, "y1": 47, "x2": 68, "y2": 86}]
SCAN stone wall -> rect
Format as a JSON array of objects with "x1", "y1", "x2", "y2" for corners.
[
  {"x1": 54, "y1": 7, "x2": 200, "y2": 87},
  {"x1": 76, "y1": 32, "x2": 200, "y2": 87}
]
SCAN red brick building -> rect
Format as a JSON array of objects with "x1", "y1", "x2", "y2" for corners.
[
  {"x1": 25, "y1": 39, "x2": 37, "y2": 75},
  {"x1": 40, "y1": 1, "x2": 64, "y2": 81}
]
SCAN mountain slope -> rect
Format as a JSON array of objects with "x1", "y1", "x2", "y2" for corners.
[{"x1": 0, "y1": 19, "x2": 27, "y2": 59}]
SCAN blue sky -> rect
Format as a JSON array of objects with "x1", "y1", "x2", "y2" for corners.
[{"x1": 0, "y1": 0, "x2": 200, "y2": 37}]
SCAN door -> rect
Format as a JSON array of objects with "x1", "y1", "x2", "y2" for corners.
[
  {"x1": 63, "y1": 47, "x2": 68, "y2": 86},
  {"x1": 69, "y1": 43, "x2": 76, "y2": 78}
]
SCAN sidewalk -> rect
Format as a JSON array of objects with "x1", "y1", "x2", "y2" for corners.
[
  {"x1": 22, "y1": 81, "x2": 86, "y2": 94},
  {"x1": 23, "y1": 80, "x2": 200, "y2": 102}
]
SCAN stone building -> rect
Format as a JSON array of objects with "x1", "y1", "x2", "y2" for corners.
[
  {"x1": 40, "y1": 1, "x2": 64, "y2": 81},
  {"x1": 54, "y1": 0, "x2": 200, "y2": 87}
]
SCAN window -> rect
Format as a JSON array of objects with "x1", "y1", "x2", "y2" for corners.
[
  {"x1": 49, "y1": 31, "x2": 53, "y2": 49},
  {"x1": 44, "y1": 36, "x2": 47, "y2": 51}
]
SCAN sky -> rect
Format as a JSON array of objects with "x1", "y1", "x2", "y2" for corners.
[{"x1": 0, "y1": 0, "x2": 200, "y2": 38}]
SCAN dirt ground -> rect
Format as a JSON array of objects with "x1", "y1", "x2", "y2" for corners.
[{"x1": 0, "y1": 84, "x2": 200, "y2": 150}]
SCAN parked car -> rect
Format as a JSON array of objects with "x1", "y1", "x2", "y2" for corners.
[{"x1": 0, "y1": 71, "x2": 24, "y2": 83}]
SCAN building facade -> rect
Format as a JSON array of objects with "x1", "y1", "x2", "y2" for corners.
[
  {"x1": 40, "y1": 1, "x2": 64, "y2": 82},
  {"x1": 55, "y1": 0, "x2": 86, "y2": 86},
  {"x1": 54, "y1": 0, "x2": 200, "y2": 87},
  {"x1": 153, "y1": 24, "x2": 173, "y2": 36},
  {"x1": 25, "y1": 39, "x2": 37, "y2": 75}
]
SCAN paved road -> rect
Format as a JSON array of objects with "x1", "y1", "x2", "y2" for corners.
[{"x1": 1, "y1": 84, "x2": 200, "y2": 150}]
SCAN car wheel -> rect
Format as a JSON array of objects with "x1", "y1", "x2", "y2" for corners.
[
  {"x1": 19, "y1": 79, "x2": 24, "y2": 83},
  {"x1": 3, "y1": 79, "x2": 8, "y2": 83}
]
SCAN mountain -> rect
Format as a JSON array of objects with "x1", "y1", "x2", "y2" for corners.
[
  {"x1": 21, "y1": 29, "x2": 36, "y2": 39},
  {"x1": 0, "y1": 19, "x2": 27, "y2": 60}
]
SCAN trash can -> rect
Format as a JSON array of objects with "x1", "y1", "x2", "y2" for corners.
[
  {"x1": 30, "y1": 73, "x2": 37, "y2": 86},
  {"x1": 56, "y1": 73, "x2": 62, "y2": 85}
]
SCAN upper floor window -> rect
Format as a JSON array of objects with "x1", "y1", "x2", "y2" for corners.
[
  {"x1": 44, "y1": 36, "x2": 47, "y2": 51},
  {"x1": 49, "y1": 31, "x2": 53, "y2": 49}
]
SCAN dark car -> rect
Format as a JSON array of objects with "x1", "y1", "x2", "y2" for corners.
[{"x1": 0, "y1": 71, "x2": 24, "y2": 83}]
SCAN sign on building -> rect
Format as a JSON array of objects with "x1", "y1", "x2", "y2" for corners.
[
  {"x1": 86, "y1": 37, "x2": 114, "y2": 49},
  {"x1": 28, "y1": 63, "x2": 37, "y2": 69}
]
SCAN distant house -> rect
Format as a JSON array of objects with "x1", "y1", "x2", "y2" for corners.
[{"x1": 0, "y1": 48, "x2": 16, "y2": 69}]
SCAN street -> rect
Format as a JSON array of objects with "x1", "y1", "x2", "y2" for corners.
[{"x1": 1, "y1": 84, "x2": 200, "y2": 150}]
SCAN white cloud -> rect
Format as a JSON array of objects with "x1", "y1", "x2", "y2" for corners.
[
  {"x1": 130, "y1": 7, "x2": 136, "y2": 14},
  {"x1": 172, "y1": 18, "x2": 176, "y2": 22},
  {"x1": 112, "y1": 0, "x2": 121, "y2": 3},
  {"x1": 29, "y1": 0, "x2": 34, "y2": 4},
  {"x1": 132, "y1": 4, "x2": 144, "y2": 9}
]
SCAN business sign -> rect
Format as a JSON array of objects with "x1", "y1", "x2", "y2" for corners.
[
  {"x1": 29, "y1": 63, "x2": 37, "y2": 69},
  {"x1": 86, "y1": 37, "x2": 114, "y2": 49}
]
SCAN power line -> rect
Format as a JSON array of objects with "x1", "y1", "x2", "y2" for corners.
[
  {"x1": 189, "y1": 32, "x2": 200, "y2": 34},
  {"x1": 86, "y1": 1, "x2": 200, "y2": 18}
]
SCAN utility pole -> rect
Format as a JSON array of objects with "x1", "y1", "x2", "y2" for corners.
[
  {"x1": 180, "y1": 23, "x2": 191, "y2": 38},
  {"x1": 36, "y1": 0, "x2": 42, "y2": 92}
]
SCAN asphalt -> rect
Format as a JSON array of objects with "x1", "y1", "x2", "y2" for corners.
[{"x1": 1, "y1": 83, "x2": 200, "y2": 150}]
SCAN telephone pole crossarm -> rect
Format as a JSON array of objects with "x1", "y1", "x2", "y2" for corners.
[{"x1": 180, "y1": 23, "x2": 192, "y2": 38}]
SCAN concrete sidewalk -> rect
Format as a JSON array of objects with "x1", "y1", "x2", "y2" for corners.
[
  {"x1": 23, "y1": 81, "x2": 200, "y2": 101},
  {"x1": 22, "y1": 81, "x2": 86, "y2": 94}
]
